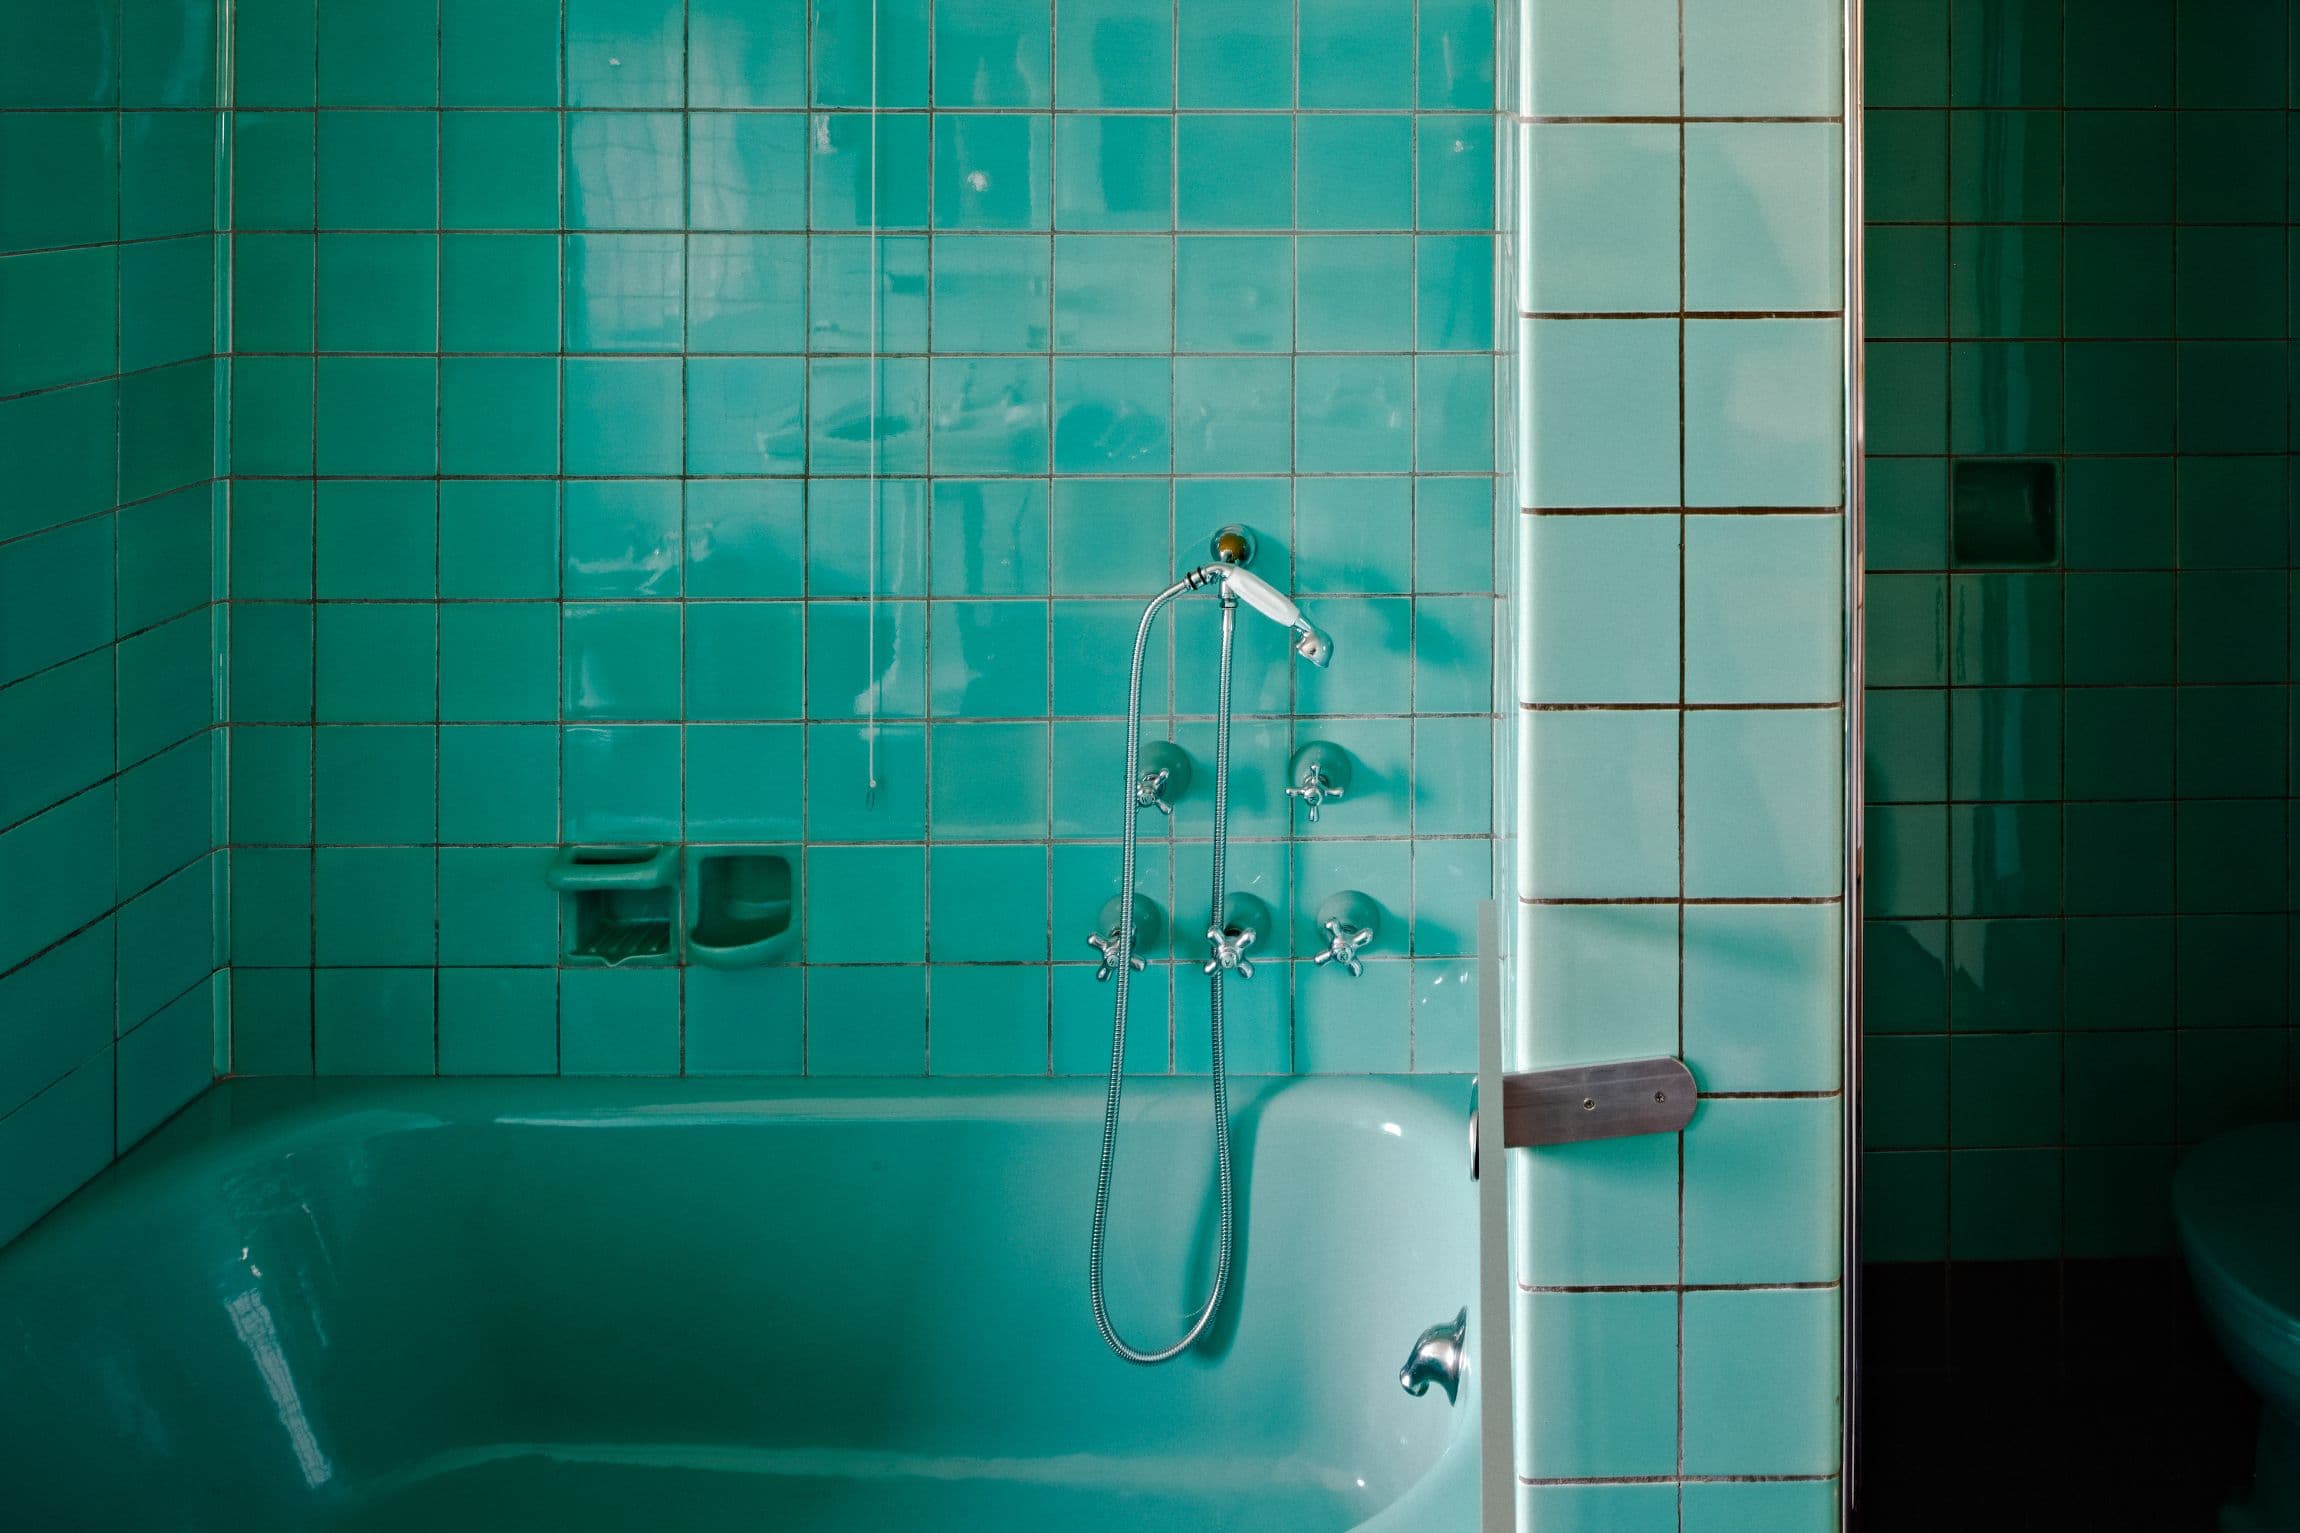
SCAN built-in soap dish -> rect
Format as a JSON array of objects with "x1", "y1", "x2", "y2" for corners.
[
  {"x1": 684, "y1": 847, "x2": 798, "y2": 968},
  {"x1": 548, "y1": 845, "x2": 680, "y2": 966},
  {"x1": 1952, "y1": 460, "x2": 2057, "y2": 566}
]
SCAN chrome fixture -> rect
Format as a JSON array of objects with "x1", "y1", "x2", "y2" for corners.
[
  {"x1": 1285, "y1": 741, "x2": 1352, "y2": 821},
  {"x1": 1400, "y1": 1308, "x2": 1468, "y2": 1403},
  {"x1": 1087, "y1": 894, "x2": 1161, "y2": 981},
  {"x1": 1132, "y1": 740, "x2": 1192, "y2": 817},
  {"x1": 1203, "y1": 892, "x2": 1273, "y2": 979},
  {"x1": 1089, "y1": 534, "x2": 1336, "y2": 1366},
  {"x1": 1311, "y1": 891, "x2": 1379, "y2": 978},
  {"x1": 1500, "y1": 1057, "x2": 1700, "y2": 1148}
]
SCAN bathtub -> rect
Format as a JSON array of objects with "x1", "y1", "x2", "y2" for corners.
[{"x1": 0, "y1": 1075, "x2": 1479, "y2": 1531}]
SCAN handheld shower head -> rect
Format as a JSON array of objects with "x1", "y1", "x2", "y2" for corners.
[{"x1": 1199, "y1": 564, "x2": 1335, "y2": 668}]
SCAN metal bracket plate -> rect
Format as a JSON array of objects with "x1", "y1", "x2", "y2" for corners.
[{"x1": 1501, "y1": 1056, "x2": 1698, "y2": 1149}]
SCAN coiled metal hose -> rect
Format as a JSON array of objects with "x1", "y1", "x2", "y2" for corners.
[{"x1": 1089, "y1": 573, "x2": 1238, "y2": 1364}]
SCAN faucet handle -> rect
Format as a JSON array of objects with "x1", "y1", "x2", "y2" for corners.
[
  {"x1": 1088, "y1": 893, "x2": 1162, "y2": 982},
  {"x1": 1313, "y1": 917, "x2": 1375, "y2": 977},
  {"x1": 1202, "y1": 922, "x2": 1256, "y2": 978},
  {"x1": 1086, "y1": 931, "x2": 1146, "y2": 981},
  {"x1": 1133, "y1": 741, "x2": 1192, "y2": 818},
  {"x1": 1285, "y1": 767, "x2": 1343, "y2": 822},
  {"x1": 1284, "y1": 741, "x2": 1354, "y2": 824}
]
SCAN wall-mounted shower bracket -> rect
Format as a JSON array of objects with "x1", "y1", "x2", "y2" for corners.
[
  {"x1": 1499, "y1": 1057, "x2": 1698, "y2": 1148},
  {"x1": 1209, "y1": 524, "x2": 1258, "y2": 566}
]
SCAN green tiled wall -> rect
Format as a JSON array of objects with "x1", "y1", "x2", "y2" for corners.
[
  {"x1": 1862, "y1": 0, "x2": 2300, "y2": 1265},
  {"x1": 221, "y1": 0, "x2": 1503, "y2": 1079},
  {"x1": 1511, "y1": 0, "x2": 1851, "y2": 1522},
  {"x1": 0, "y1": 0, "x2": 227, "y2": 1245}
]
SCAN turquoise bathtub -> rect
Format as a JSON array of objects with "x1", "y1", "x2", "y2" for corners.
[{"x1": 0, "y1": 1076, "x2": 1478, "y2": 1530}]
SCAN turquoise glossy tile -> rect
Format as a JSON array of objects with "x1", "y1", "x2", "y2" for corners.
[
  {"x1": 1683, "y1": 707, "x2": 1843, "y2": 899},
  {"x1": 1951, "y1": 802, "x2": 2062, "y2": 916},
  {"x1": 312, "y1": 967, "x2": 435, "y2": 1074},
  {"x1": 1294, "y1": 479, "x2": 1412, "y2": 593},
  {"x1": 1171, "y1": 356, "x2": 1291, "y2": 473},
  {"x1": 437, "y1": 970, "x2": 557, "y2": 1074},
  {"x1": 931, "y1": 481, "x2": 1048, "y2": 598},
  {"x1": 1513, "y1": 1132, "x2": 1678, "y2": 1285},
  {"x1": 317, "y1": 0, "x2": 435, "y2": 105},
  {"x1": 562, "y1": 969, "x2": 681, "y2": 1074},
  {"x1": 116, "y1": 987, "x2": 209, "y2": 1149},
  {"x1": 689, "y1": 233, "x2": 807, "y2": 352},
  {"x1": 807, "y1": 234, "x2": 928, "y2": 351},
  {"x1": 1682, "y1": 1287, "x2": 1840, "y2": 1476},
  {"x1": 1951, "y1": 340, "x2": 2064, "y2": 455},
  {"x1": 314, "y1": 724, "x2": 434, "y2": 844},
  {"x1": 690, "y1": 112, "x2": 808, "y2": 231},
  {"x1": 1868, "y1": 0, "x2": 1947, "y2": 105},
  {"x1": 1525, "y1": 515, "x2": 1678, "y2": 704},
  {"x1": 115, "y1": 861, "x2": 216, "y2": 1032},
  {"x1": 1951, "y1": 571, "x2": 2064, "y2": 685},
  {"x1": 0, "y1": 380, "x2": 115, "y2": 543},
  {"x1": 1863, "y1": 1149, "x2": 1948, "y2": 1259},
  {"x1": 931, "y1": 722, "x2": 1050, "y2": 838},
  {"x1": 1526, "y1": 124, "x2": 1676, "y2": 314},
  {"x1": 1947, "y1": 109, "x2": 2060, "y2": 221},
  {"x1": 2065, "y1": 110, "x2": 2174, "y2": 222},
  {"x1": 227, "y1": 604, "x2": 312, "y2": 725},
  {"x1": 233, "y1": 234, "x2": 313, "y2": 352},
  {"x1": 1294, "y1": 961, "x2": 1411, "y2": 1073},
  {"x1": 1950, "y1": 688, "x2": 2061, "y2": 802},
  {"x1": 806, "y1": 600, "x2": 926, "y2": 720},
  {"x1": 440, "y1": 358, "x2": 559, "y2": 476},
  {"x1": 688, "y1": 357, "x2": 808, "y2": 476},
  {"x1": 314, "y1": 111, "x2": 436, "y2": 230},
  {"x1": 686, "y1": 481, "x2": 805, "y2": 599},
  {"x1": 437, "y1": 849, "x2": 558, "y2": 964},
  {"x1": 1176, "y1": 116, "x2": 1292, "y2": 230},
  {"x1": 2177, "y1": 458, "x2": 2285, "y2": 570},
  {"x1": 1418, "y1": 0, "x2": 1493, "y2": 109},
  {"x1": 806, "y1": 966, "x2": 927, "y2": 1073},
  {"x1": 1684, "y1": 0, "x2": 1841, "y2": 115},
  {"x1": 0, "y1": 786, "x2": 115, "y2": 976},
  {"x1": 1298, "y1": 116, "x2": 1412, "y2": 231},
  {"x1": 1948, "y1": 0, "x2": 2060, "y2": 105},
  {"x1": 1409, "y1": 959, "x2": 1477, "y2": 1070},
  {"x1": 809, "y1": 111, "x2": 931, "y2": 230},
  {"x1": 808, "y1": 480, "x2": 927, "y2": 596},
  {"x1": 2064, "y1": 228, "x2": 2171, "y2": 341},
  {"x1": 1055, "y1": 0, "x2": 1171, "y2": 108},
  {"x1": 2178, "y1": 571, "x2": 2285, "y2": 684},
  {"x1": 1053, "y1": 235, "x2": 1172, "y2": 351},
  {"x1": 1521, "y1": 902, "x2": 1677, "y2": 1067},
  {"x1": 686, "y1": 604, "x2": 804, "y2": 720},
  {"x1": 2176, "y1": 228, "x2": 2285, "y2": 342},
  {"x1": 438, "y1": 725, "x2": 558, "y2": 843},
  {"x1": 313, "y1": 357, "x2": 436, "y2": 477},
  {"x1": 1866, "y1": 110, "x2": 1946, "y2": 222},
  {"x1": 932, "y1": 0, "x2": 1048, "y2": 106},
  {"x1": 441, "y1": 482, "x2": 560, "y2": 599},
  {"x1": 1, "y1": 0, "x2": 120, "y2": 108},
  {"x1": 1683, "y1": 903, "x2": 1841, "y2": 1093},
  {"x1": 440, "y1": 605, "x2": 557, "y2": 723},
  {"x1": 1526, "y1": 320, "x2": 1679, "y2": 508},
  {"x1": 2179, "y1": 119, "x2": 2285, "y2": 222},
  {"x1": 1051, "y1": 357, "x2": 1171, "y2": 474},
  {"x1": 1519, "y1": 1486, "x2": 1677, "y2": 1533},
  {"x1": 807, "y1": 844, "x2": 926, "y2": 963},
  {"x1": 1685, "y1": 123, "x2": 1843, "y2": 313},
  {"x1": 116, "y1": 484, "x2": 212, "y2": 630},
  {"x1": 119, "y1": 236, "x2": 213, "y2": 372},
  {"x1": 1685, "y1": 515, "x2": 1843, "y2": 703},
  {"x1": 0, "y1": 519, "x2": 113, "y2": 690},
  {"x1": 1950, "y1": 1032, "x2": 2061, "y2": 1145},
  {"x1": 115, "y1": 616, "x2": 212, "y2": 764},
  {"x1": 1527, "y1": 711, "x2": 1678, "y2": 899},
  {"x1": 1416, "y1": 234, "x2": 1493, "y2": 352},
  {"x1": 686, "y1": 722, "x2": 803, "y2": 841},
  {"x1": 1298, "y1": 355, "x2": 1411, "y2": 473},
  {"x1": 1418, "y1": 358, "x2": 1492, "y2": 482},
  {"x1": 805, "y1": 722, "x2": 926, "y2": 842},
  {"x1": 2178, "y1": 686, "x2": 2287, "y2": 799},
  {"x1": 0, "y1": 923, "x2": 111, "y2": 1118},
  {"x1": 1301, "y1": 0, "x2": 1412, "y2": 107},
  {"x1": 1948, "y1": 227, "x2": 2061, "y2": 341},
  {"x1": 2064, "y1": 687, "x2": 2173, "y2": 801},
  {"x1": 563, "y1": 603, "x2": 681, "y2": 720},
  {"x1": 315, "y1": 848, "x2": 435, "y2": 967},
  {"x1": 1684, "y1": 1097, "x2": 1841, "y2": 1283},
  {"x1": 929, "y1": 967, "x2": 1048, "y2": 1074},
  {"x1": 230, "y1": 847, "x2": 313, "y2": 968},
  {"x1": 118, "y1": 360, "x2": 213, "y2": 504},
  {"x1": 0, "y1": 113, "x2": 118, "y2": 252},
  {"x1": 1684, "y1": 320, "x2": 1843, "y2": 508},
  {"x1": 1053, "y1": 116, "x2": 1170, "y2": 231},
  {"x1": 1177, "y1": 236, "x2": 1293, "y2": 353},
  {"x1": 0, "y1": 249, "x2": 116, "y2": 395},
  {"x1": 442, "y1": 0, "x2": 561, "y2": 106},
  {"x1": 314, "y1": 481, "x2": 435, "y2": 600},
  {"x1": 2063, "y1": 0, "x2": 2169, "y2": 106},
  {"x1": 930, "y1": 356, "x2": 1050, "y2": 474},
  {"x1": 563, "y1": 480, "x2": 681, "y2": 598},
  {"x1": 684, "y1": 967, "x2": 804, "y2": 1074},
  {"x1": 689, "y1": 0, "x2": 807, "y2": 108},
  {"x1": 564, "y1": 358, "x2": 682, "y2": 476},
  {"x1": 2177, "y1": 341, "x2": 2287, "y2": 454},
  {"x1": 1866, "y1": 1036, "x2": 1947, "y2": 1148},
  {"x1": 1518, "y1": 1290, "x2": 1678, "y2": 1479},
  {"x1": 1177, "y1": 0, "x2": 1290, "y2": 106},
  {"x1": 566, "y1": 0, "x2": 683, "y2": 107},
  {"x1": 0, "y1": 654, "x2": 115, "y2": 831},
  {"x1": 1049, "y1": 483, "x2": 1169, "y2": 597},
  {"x1": 561, "y1": 723, "x2": 681, "y2": 842},
  {"x1": 443, "y1": 111, "x2": 561, "y2": 230},
  {"x1": 1528, "y1": 0, "x2": 1676, "y2": 116},
  {"x1": 812, "y1": 0, "x2": 929, "y2": 107},
  {"x1": 441, "y1": 234, "x2": 560, "y2": 352},
  {"x1": 931, "y1": 234, "x2": 1051, "y2": 351},
  {"x1": 1414, "y1": 715, "x2": 1492, "y2": 839},
  {"x1": 2063, "y1": 801, "x2": 2173, "y2": 916},
  {"x1": 226, "y1": 971, "x2": 305, "y2": 1074},
  {"x1": 566, "y1": 113, "x2": 684, "y2": 230},
  {"x1": 808, "y1": 356, "x2": 930, "y2": 474},
  {"x1": 233, "y1": 0, "x2": 312, "y2": 108},
  {"x1": 1863, "y1": 342, "x2": 1947, "y2": 455},
  {"x1": 932, "y1": 114, "x2": 1052, "y2": 231},
  {"x1": 928, "y1": 844, "x2": 1047, "y2": 963},
  {"x1": 1866, "y1": 459, "x2": 1947, "y2": 571},
  {"x1": 565, "y1": 234, "x2": 684, "y2": 352},
  {"x1": 1949, "y1": 1146, "x2": 2061, "y2": 1257},
  {"x1": 1418, "y1": 114, "x2": 1492, "y2": 232}
]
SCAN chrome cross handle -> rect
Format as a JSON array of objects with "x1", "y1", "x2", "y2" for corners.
[
  {"x1": 1313, "y1": 917, "x2": 1376, "y2": 977},
  {"x1": 1133, "y1": 741, "x2": 1193, "y2": 817},
  {"x1": 1086, "y1": 930, "x2": 1146, "y2": 982},
  {"x1": 1285, "y1": 765, "x2": 1344, "y2": 822},
  {"x1": 1203, "y1": 923, "x2": 1257, "y2": 978},
  {"x1": 1134, "y1": 766, "x2": 1177, "y2": 815}
]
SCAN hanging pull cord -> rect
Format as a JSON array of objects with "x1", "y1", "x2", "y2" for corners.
[{"x1": 1089, "y1": 579, "x2": 1239, "y2": 1365}]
